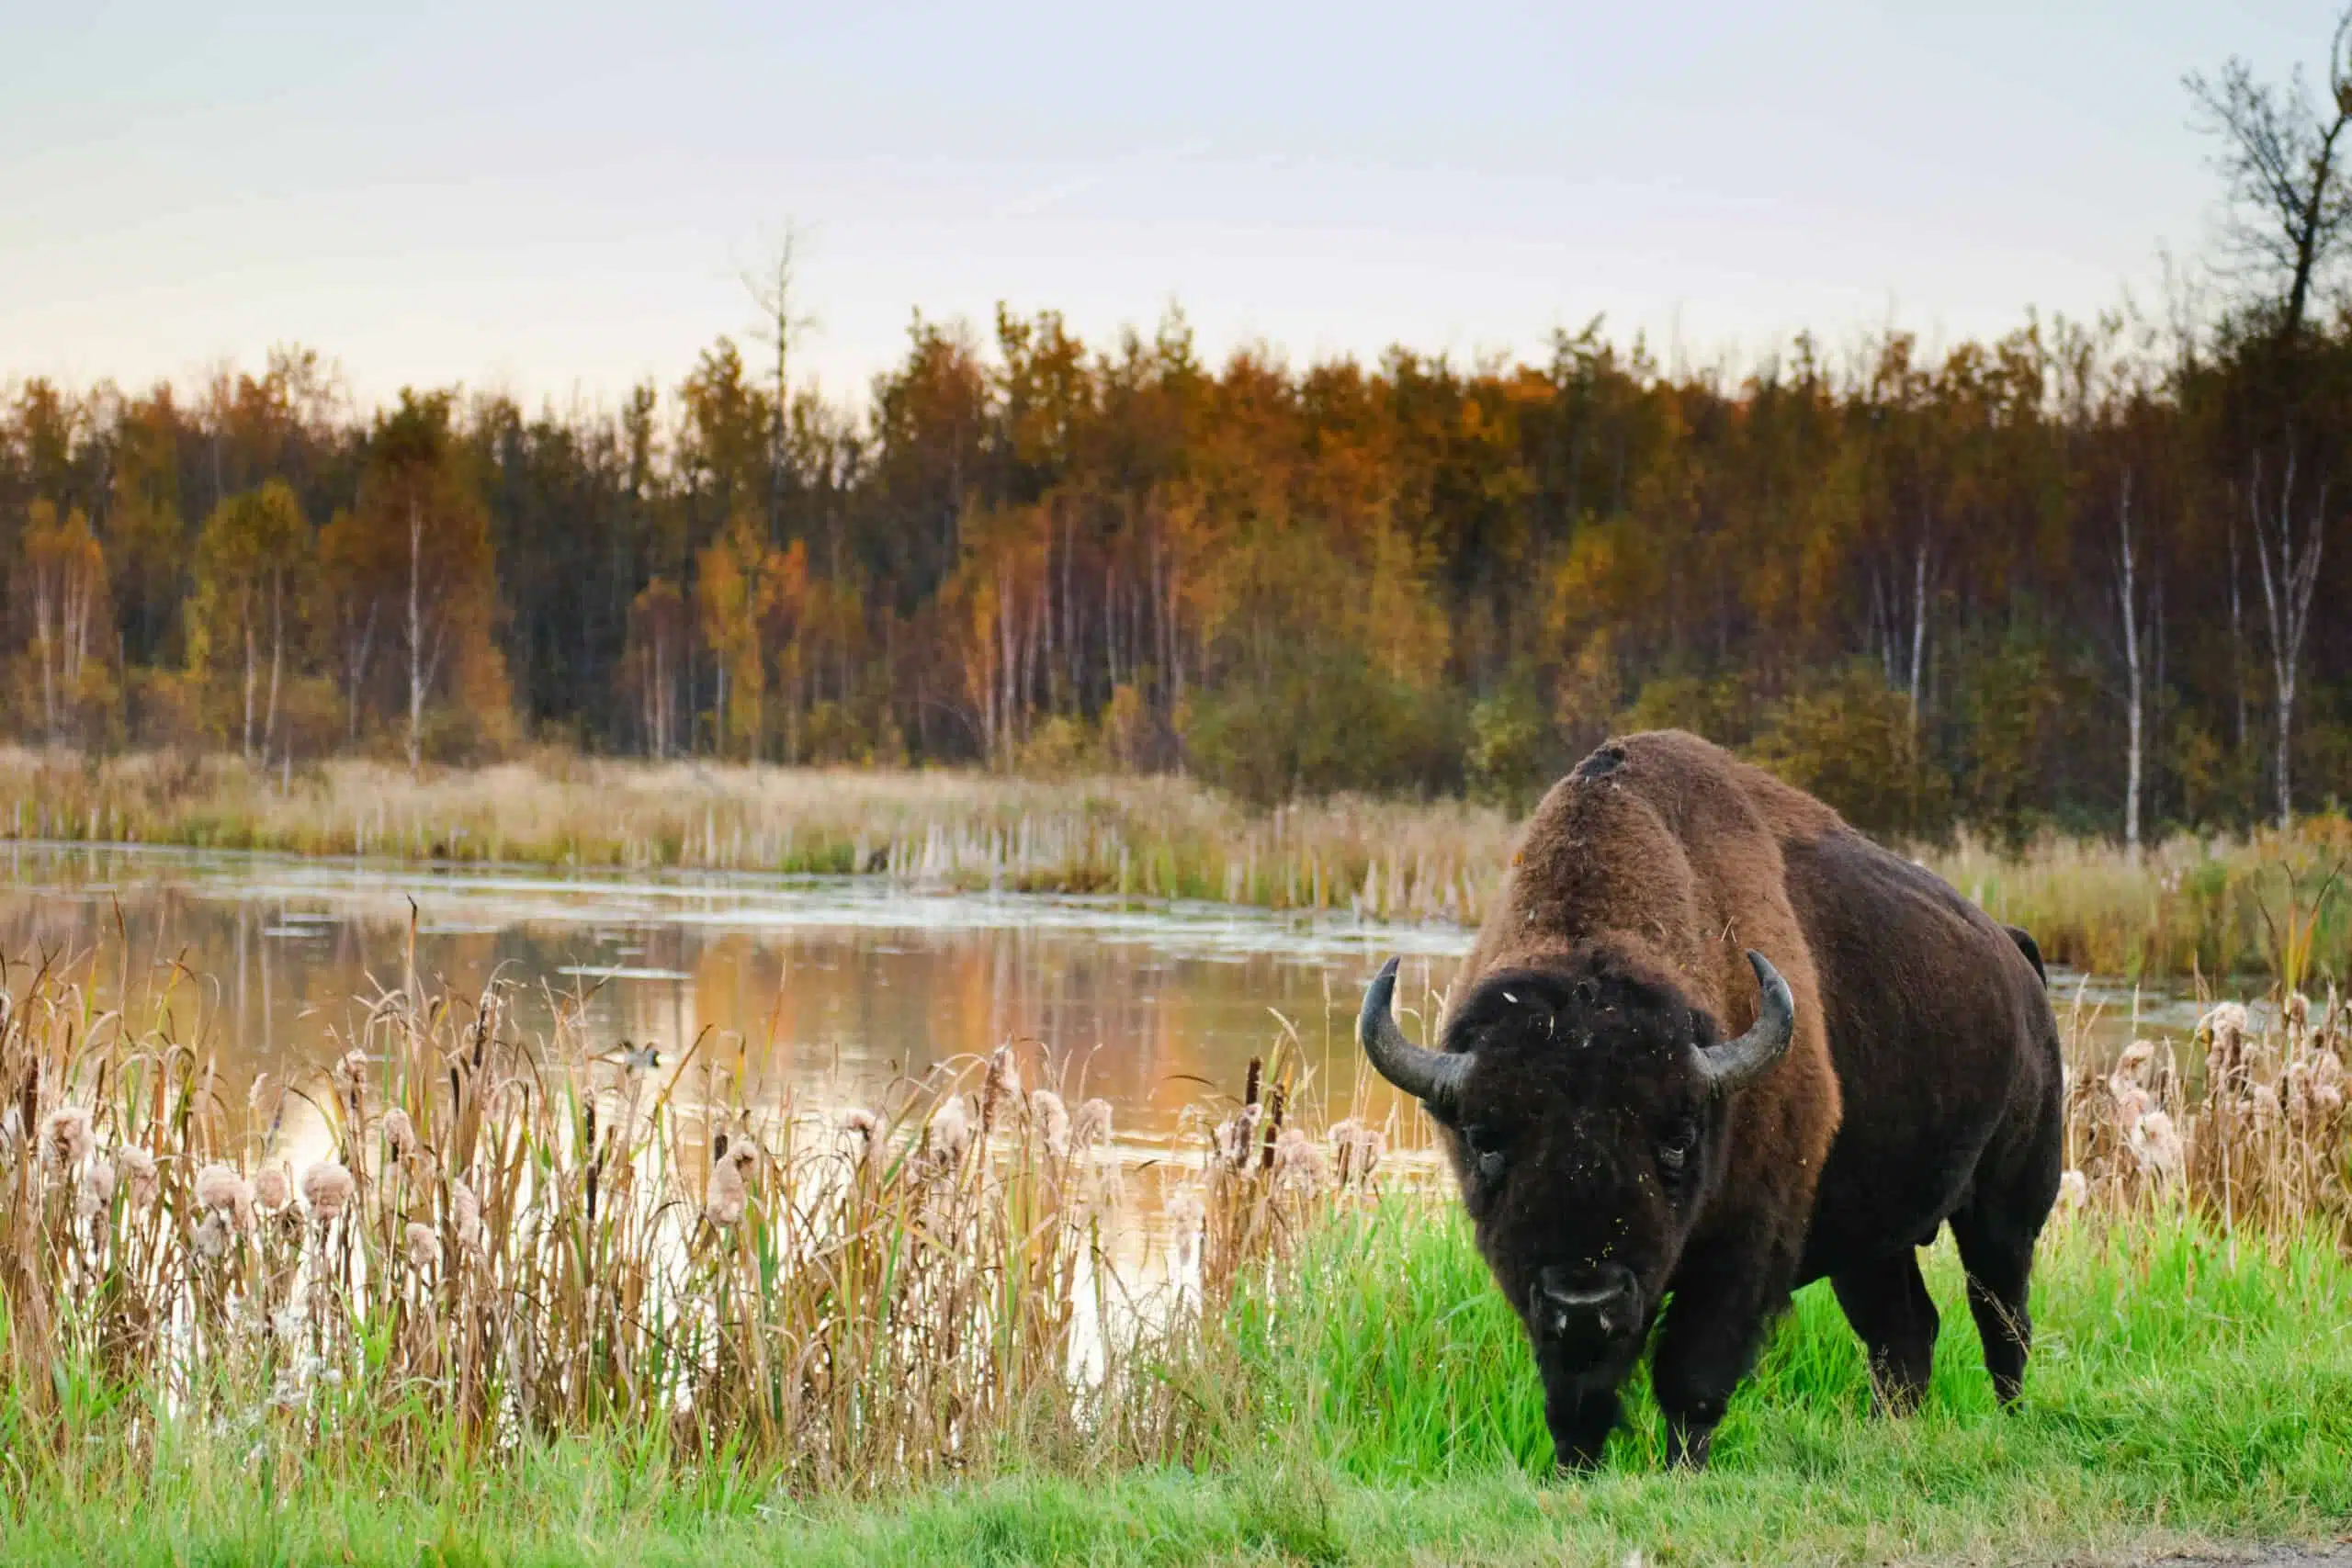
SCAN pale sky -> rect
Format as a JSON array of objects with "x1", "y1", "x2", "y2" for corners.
[{"x1": 0, "y1": 1, "x2": 2331, "y2": 410}]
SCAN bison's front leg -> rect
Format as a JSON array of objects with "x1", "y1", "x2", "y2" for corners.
[{"x1": 1648, "y1": 1251, "x2": 1791, "y2": 1471}]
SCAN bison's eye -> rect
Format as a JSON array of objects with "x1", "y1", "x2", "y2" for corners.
[
  {"x1": 1462, "y1": 1124, "x2": 1508, "y2": 1187},
  {"x1": 1658, "y1": 1119, "x2": 1699, "y2": 1174}
]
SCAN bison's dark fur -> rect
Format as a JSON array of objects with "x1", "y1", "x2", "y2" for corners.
[{"x1": 1360, "y1": 730, "x2": 2063, "y2": 1472}]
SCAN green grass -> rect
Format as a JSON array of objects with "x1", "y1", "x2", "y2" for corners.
[{"x1": 6, "y1": 1206, "x2": 2348, "y2": 1566}]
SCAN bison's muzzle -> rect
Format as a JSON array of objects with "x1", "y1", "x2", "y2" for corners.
[{"x1": 1532, "y1": 1263, "x2": 1643, "y2": 1360}]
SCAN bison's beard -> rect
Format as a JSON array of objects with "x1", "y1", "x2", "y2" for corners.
[{"x1": 1532, "y1": 1319, "x2": 1652, "y2": 1472}]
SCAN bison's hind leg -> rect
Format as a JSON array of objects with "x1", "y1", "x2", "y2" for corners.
[
  {"x1": 1951, "y1": 1119, "x2": 2061, "y2": 1405},
  {"x1": 1831, "y1": 1250, "x2": 1939, "y2": 1415}
]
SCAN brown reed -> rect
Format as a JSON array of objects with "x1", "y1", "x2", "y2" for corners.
[{"x1": 0, "y1": 942, "x2": 1404, "y2": 1494}]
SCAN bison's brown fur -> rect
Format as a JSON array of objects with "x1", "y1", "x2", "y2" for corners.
[{"x1": 1369, "y1": 730, "x2": 2063, "y2": 1472}]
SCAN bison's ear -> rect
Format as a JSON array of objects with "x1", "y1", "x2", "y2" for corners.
[
  {"x1": 1694, "y1": 951, "x2": 1794, "y2": 1096},
  {"x1": 1358, "y1": 957, "x2": 1469, "y2": 1112}
]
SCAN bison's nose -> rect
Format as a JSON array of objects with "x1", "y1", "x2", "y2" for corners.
[{"x1": 1532, "y1": 1264, "x2": 1642, "y2": 1350}]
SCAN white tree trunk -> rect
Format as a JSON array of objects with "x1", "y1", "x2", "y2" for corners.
[
  {"x1": 2249, "y1": 452, "x2": 2327, "y2": 833},
  {"x1": 1906, "y1": 533, "x2": 1930, "y2": 724},
  {"x1": 406, "y1": 496, "x2": 425, "y2": 773},
  {"x1": 242, "y1": 608, "x2": 257, "y2": 763},
  {"x1": 2116, "y1": 472, "x2": 2143, "y2": 852},
  {"x1": 265, "y1": 569, "x2": 284, "y2": 764}
]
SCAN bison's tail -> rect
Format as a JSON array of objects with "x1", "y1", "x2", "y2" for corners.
[{"x1": 2004, "y1": 925, "x2": 2048, "y2": 987}]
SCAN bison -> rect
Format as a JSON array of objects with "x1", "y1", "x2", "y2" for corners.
[{"x1": 1358, "y1": 729, "x2": 2062, "y2": 1472}]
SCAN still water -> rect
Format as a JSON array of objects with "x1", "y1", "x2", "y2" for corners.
[
  {"x1": 0, "y1": 842, "x2": 1473, "y2": 1150},
  {"x1": 0, "y1": 841, "x2": 2212, "y2": 1155}
]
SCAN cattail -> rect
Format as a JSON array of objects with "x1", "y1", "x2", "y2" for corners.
[
  {"x1": 196, "y1": 1162, "x2": 255, "y2": 1227},
  {"x1": 926, "y1": 1093, "x2": 972, "y2": 1172},
  {"x1": 836, "y1": 1108, "x2": 883, "y2": 1170},
  {"x1": 705, "y1": 1148, "x2": 750, "y2": 1226},
  {"x1": 302, "y1": 1160, "x2": 356, "y2": 1223},
  {"x1": 451, "y1": 1180, "x2": 486, "y2": 1256},
  {"x1": 253, "y1": 1164, "x2": 291, "y2": 1214},
  {"x1": 113, "y1": 1145, "x2": 159, "y2": 1209},
  {"x1": 1029, "y1": 1089, "x2": 1071, "y2": 1159},
  {"x1": 2127, "y1": 1110, "x2": 2184, "y2": 1184},
  {"x1": 981, "y1": 1044, "x2": 1021, "y2": 1128},
  {"x1": 2245, "y1": 1082, "x2": 2282, "y2": 1124},
  {"x1": 2109, "y1": 1040, "x2": 2157, "y2": 1092},
  {"x1": 2201, "y1": 1003, "x2": 2251, "y2": 1094},
  {"x1": 1071, "y1": 1098, "x2": 1113, "y2": 1151},
  {"x1": 404, "y1": 1221, "x2": 438, "y2": 1270},
  {"x1": 381, "y1": 1107, "x2": 418, "y2": 1163},
  {"x1": 1272, "y1": 1125, "x2": 1329, "y2": 1192},
  {"x1": 2110, "y1": 1083, "x2": 2153, "y2": 1133},
  {"x1": 1329, "y1": 1119, "x2": 1386, "y2": 1186},
  {"x1": 2309, "y1": 1049, "x2": 2346, "y2": 1115},
  {"x1": 76, "y1": 1157, "x2": 117, "y2": 1220},
  {"x1": 2055, "y1": 1168, "x2": 2089, "y2": 1212},
  {"x1": 332, "y1": 1048, "x2": 371, "y2": 1100},
  {"x1": 40, "y1": 1104, "x2": 93, "y2": 1168},
  {"x1": 1213, "y1": 1104, "x2": 1261, "y2": 1169},
  {"x1": 247, "y1": 1071, "x2": 284, "y2": 1122},
  {"x1": 1168, "y1": 1186, "x2": 1206, "y2": 1273}
]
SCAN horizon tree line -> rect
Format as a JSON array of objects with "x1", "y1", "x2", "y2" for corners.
[{"x1": 5, "y1": 18, "x2": 2352, "y2": 845}]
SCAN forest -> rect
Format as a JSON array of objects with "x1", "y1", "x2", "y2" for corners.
[{"x1": 6, "y1": 42, "x2": 2352, "y2": 848}]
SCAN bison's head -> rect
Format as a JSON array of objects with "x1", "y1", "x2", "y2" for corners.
[{"x1": 1357, "y1": 951, "x2": 1792, "y2": 1408}]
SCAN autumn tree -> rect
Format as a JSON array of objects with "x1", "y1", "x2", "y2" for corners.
[
  {"x1": 8, "y1": 502, "x2": 116, "y2": 743},
  {"x1": 350, "y1": 391, "x2": 510, "y2": 770},
  {"x1": 187, "y1": 480, "x2": 311, "y2": 761}
]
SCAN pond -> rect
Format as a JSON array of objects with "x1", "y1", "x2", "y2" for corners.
[
  {"x1": 0, "y1": 842, "x2": 1470, "y2": 1156},
  {"x1": 0, "y1": 841, "x2": 2228, "y2": 1164}
]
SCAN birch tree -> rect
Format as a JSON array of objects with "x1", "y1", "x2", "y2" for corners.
[{"x1": 2245, "y1": 451, "x2": 2327, "y2": 829}]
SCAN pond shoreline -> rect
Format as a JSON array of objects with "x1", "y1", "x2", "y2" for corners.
[{"x1": 6, "y1": 750, "x2": 2348, "y2": 985}]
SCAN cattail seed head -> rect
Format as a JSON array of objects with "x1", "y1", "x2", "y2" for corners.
[
  {"x1": 76, "y1": 1157, "x2": 117, "y2": 1220},
  {"x1": 1071, "y1": 1098, "x2": 1113, "y2": 1151},
  {"x1": 981, "y1": 1045, "x2": 1021, "y2": 1128},
  {"x1": 113, "y1": 1145, "x2": 158, "y2": 1209},
  {"x1": 381, "y1": 1108, "x2": 417, "y2": 1163},
  {"x1": 1272, "y1": 1125, "x2": 1329, "y2": 1192},
  {"x1": 1329, "y1": 1119, "x2": 1386, "y2": 1186},
  {"x1": 705, "y1": 1155, "x2": 749, "y2": 1226},
  {"x1": 2056, "y1": 1168, "x2": 2089, "y2": 1211},
  {"x1": 405, "y1": 1221, "x2": 438, "y2": 1270},
  {"x1": 926, "y1": 1093, "x2": 972, "y2": 1172},
  {"x1": 2128, "y1": 1110, "x2": 2184, "y2": 1183},
  {"x1": 1029, "y1": 1089, "x2": 1070, "y2": 1159},
  {"x1": 253, "y1": 1164, "x2": 291, "y2": 1213},
  {"x1": 452, "y1": 1180, "x2": 485, "y2": 1255},
  {"x1": 302, "y1": 1160, "x2": 356, "y2": 1223},
  {"x1": 196, "y1": 1162, "x2": 255, "y2": 1229},
  {"x1": 40, "y1": 1104, "x2": 94, "y2": 1169}
]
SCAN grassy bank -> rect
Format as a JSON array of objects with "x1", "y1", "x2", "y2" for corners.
[
  {"x1": 5, "y1": 1215, "x2": 2350, "y2": 1565},
  {"x1": 6, "y1": 746, "x2": 2352, "y2": 982},
  {"x1": 3, "y1": 944, "x2": 2349, "y2": 1564}
]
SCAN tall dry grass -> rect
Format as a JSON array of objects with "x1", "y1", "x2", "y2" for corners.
[
  {"x1": 2060, "y1": 987, "x2": 2350, "y2": 1241},
  {"x1": 0, "y1": 747, "x2": 1513, "y2": 923},
  {"x1": 1930, "y1": 820, "x2": 2352, "y2": 981},
  {"x1": 0, "y1": 924, "x2": 2347, "y2": 1502},
  {"x1": 0, "y1": 941, "x2": 1400, "y2": 1494},
  {"x1": 9, "y1": 746, "x2": 2352, "y2": 979}
]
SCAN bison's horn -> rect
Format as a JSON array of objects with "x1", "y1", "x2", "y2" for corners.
[
  {"x1": 1696, "y1": 951, "x2": 1795, "y2": 1096},
  {"x1": 1358, "y1": 957, "x2": 1468, "y2": 1111}
]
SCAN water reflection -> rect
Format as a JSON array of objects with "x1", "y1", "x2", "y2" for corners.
[
  {"x1": 0, "y1": 842, "x2": 1466, "y2": 1145},
  {"x1": 0, "y1": 841, "x2": 2245, "y2": 1153}
]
